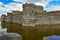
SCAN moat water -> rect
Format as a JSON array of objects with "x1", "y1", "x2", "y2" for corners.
[
  {"x1": 0, "y1": 22, "x2": 7, "y2": 34},
  {"x1": 1, "y1": 22, "x2": 60, "y2": 40}
]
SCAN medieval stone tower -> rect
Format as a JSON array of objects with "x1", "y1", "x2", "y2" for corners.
[{"x1": 22, "y1": 3, "x2": 44, "y2": 26}]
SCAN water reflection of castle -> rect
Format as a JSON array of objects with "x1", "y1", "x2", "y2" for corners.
[
  {"x1": 1, "y1": 3, "x2": 60, "y2": 26},
  {"x1": 43, "y1": 35, "x2": 60, "y2": 40}
]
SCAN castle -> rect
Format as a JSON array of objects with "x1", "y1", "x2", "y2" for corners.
[{"x1": 1, "y1": 3, "x2": 60, "y2": 26}]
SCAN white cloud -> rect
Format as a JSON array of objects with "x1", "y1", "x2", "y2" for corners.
[
  {"x1": 13, "y1": 0, "x2": 51, "y2": 10},
  {"x1": 13, "y1": 0, "x2": 27, "y2": 3},
  {"x1": 4, "y1": 3, "x2": 23, "y2": 11},
  {"x1": 0, "y1": 2, "x2": 3, "y2": 5},
  {"x1": 0, "y1": 6, "x2": 10, "y2": 12},
  {"x1": 0, "y1": 2, "x2": 23, "y2": 17},
  {"x1": 0, "y1": 2, "x2": 6, "y2": 16},
  {"x1": 35, "y1": 0, "x2": 51, "y2": 6},
  {"x1": 46, "y1": 5, "x2": 60, "y2": 12},
  {"x1": 13, "y1": 0, "x2": 51, "y2": 6}
]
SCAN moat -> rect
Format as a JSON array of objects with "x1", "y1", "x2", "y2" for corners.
[{"x1": 1, "y1": 21, "x2": 60, "y2": 40}]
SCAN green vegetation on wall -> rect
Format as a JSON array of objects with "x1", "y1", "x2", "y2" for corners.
[{"x1": 0, "y1": 18, "x2": 1, "y2": 21}]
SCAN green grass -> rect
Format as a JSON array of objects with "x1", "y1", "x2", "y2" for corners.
[{"x1": 0, "y1": 18, "x2": 1, "y2": 21}]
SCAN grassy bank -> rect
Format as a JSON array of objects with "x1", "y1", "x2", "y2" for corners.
[{"x1": 0, "y1": 18, "x2": 1, "y2": 21}]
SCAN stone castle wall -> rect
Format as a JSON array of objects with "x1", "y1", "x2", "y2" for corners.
[{"x1": 1, "y1": 3, "x2": 60, "y2": 26}]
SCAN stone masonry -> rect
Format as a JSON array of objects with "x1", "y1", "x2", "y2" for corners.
[{"x1": 1, "y1": 3, "x2": 60, "y2": 26}]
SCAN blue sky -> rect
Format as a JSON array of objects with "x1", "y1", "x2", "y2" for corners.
[
  {"x1": 0, "y1": 0, "x2": 23, "y2": 4},
  {"x1": 0, "y1": 0, "x2": 60, "y2": 16}
]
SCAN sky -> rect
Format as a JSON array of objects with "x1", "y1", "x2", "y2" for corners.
[{"x1": 0, "y1": 0, "x2": 60, "y2": 17}]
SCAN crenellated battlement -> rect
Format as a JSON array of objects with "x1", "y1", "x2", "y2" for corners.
[{"x1": 23, "y1": 3, "x2": 43, "y2": 13}]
